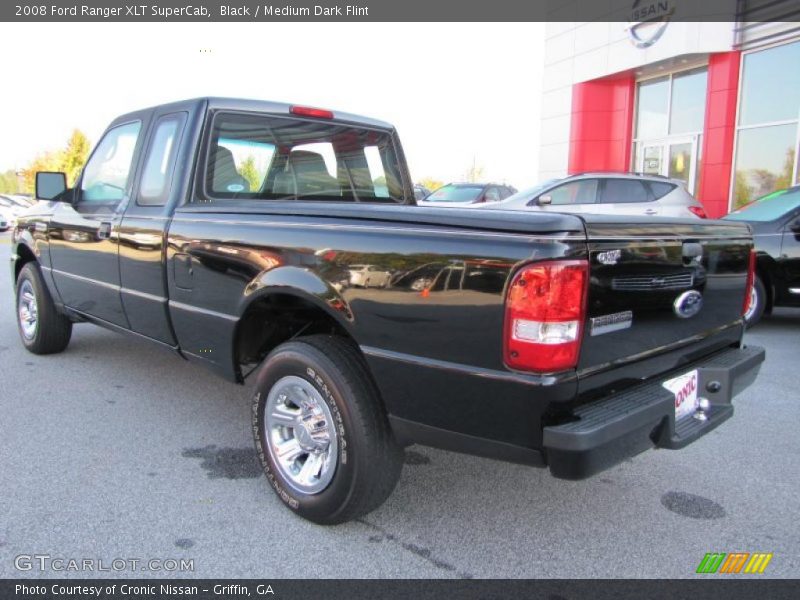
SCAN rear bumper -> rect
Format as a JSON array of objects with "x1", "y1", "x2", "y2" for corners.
[{"x1": 543, "y1": 345, "x2": 765, "y2": 479}]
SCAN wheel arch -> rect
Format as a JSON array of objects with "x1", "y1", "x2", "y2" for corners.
[
  {"x1": 14, "y1": 242, "x2": 38, "y2": 283},
  {"x1": 232, "y1": 282, "x2": 362, "y2": 383},
  {"x1": 755, "y1": 260, "x2": 775, "y2": 313}
]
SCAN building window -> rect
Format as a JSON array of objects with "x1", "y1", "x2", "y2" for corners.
[
  {"x1": 733, "y1": 40, "x2": 800, "y2": 208},
  {"x1": 633, "y1": 67, "x2": 708, "y2": 196}
]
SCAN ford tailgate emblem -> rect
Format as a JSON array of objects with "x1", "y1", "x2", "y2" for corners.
[
  {"x1": 597, "y1": 249, "x2": 622, "y2": 265},
  {"x1": 673, "y1": 290, "x2": 703, "y2": 318}
]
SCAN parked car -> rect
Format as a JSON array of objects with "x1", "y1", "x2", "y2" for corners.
[
  {"x1": 413, "y1": 184, "x2": 431, "y2": 202},
  {"x1": 0, "y1": 209, "x2": 10, "y2": 231},
  {"x1": 724, "y1": 185, "x2": 800, "y2": 326},
  {"x1": 420, "y1": 182, "x2": 516, "y2": 207},
  {"x1": 0, "y1": 195, "x2": 30, "y2": 227},
  {"x1": 348, "y1": 264, "x2": 392, "y2": 288},
  {"x1": 13, "y1": 97, "x2": 763, "y2": 524},
  {"x1": 478, "y1": 172, "x2": 708, "y2": 218}
]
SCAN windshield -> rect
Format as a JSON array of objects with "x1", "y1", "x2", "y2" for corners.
[
  {"x1": 424, "y1": 185, "x2": 483, "y2": 203},
  {"x1": 500, "y1": 180, "x2": 559, "y2": 205},
  {"x1": 725, "y1": 188, "x2": 800, "y2": 222}
]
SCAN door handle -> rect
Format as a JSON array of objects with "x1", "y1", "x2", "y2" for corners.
[
  {"x1": 644, "y1": 209, "x2": 658, "y2": 215},
  {"x1": 97, "y1": 222, "x2": 112, "y2": 239}
]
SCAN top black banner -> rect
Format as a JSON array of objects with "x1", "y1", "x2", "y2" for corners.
[{"x1": 4, "y1": 0, "x2": 800, "y2": 23}]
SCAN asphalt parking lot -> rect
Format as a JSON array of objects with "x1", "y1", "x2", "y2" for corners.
[{"x1": 0, "y1": 230, "x2": 798, "y2": 579}]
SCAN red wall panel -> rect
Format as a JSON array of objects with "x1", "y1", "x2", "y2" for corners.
[
  {"x1": 699, "y1": 51, "x2": 741, "y2": 218},
  {"x1": 568, "y1": 73, "x2": 635, "y2": 174}
]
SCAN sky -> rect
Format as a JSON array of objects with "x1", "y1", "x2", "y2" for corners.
[{"x1": 0, "y1": 22, "x2": 546, "y2": 188}]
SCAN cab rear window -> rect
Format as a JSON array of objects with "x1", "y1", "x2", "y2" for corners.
[{"x1": 203, "y1": 112, "x2": 405, "y2": 203}]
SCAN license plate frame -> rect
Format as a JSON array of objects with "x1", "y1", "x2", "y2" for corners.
[{"x1": 662, "y1": 369, "x2": 699, "y2": 421}]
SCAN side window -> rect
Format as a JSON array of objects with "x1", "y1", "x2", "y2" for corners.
[
  {"x1": 213, "y1": 138, "x2": 276, "y2": 195},
  {"x1": 484, "y1": 187, "x2": 501, "y2": 203},
  {"x1": 601, "y1": 179, "x2": 651, "y2": 204},
  {"x1": 543, "y1": 180, "x2": 598, "y2": 205},
  {"x1": 138, "y1": 113, "x2": 187, "y2": 206},
  {"x1": 648, "y1": 181, "x2": 677, "y2": 200},
  {"x1": 364, "y1": 145, "x2": 390, "y2": 198},
  {"x1": 79, "y1": 121, "x2": 141, "y2": 209}
]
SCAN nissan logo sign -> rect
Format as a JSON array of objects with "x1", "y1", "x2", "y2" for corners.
[
  {"x1": 673, "y1": 290, "x2": 703, "y2": 319},
  {"x1": 626, "y1": 0, "x2": 675, "y2": 48}
]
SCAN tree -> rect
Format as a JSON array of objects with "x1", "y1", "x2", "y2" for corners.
[
  {"x1": 733, "y1": 170, "x2": 752, "y2": 209},
  {"x1": 418, "y1": 177, "x2": 444, "y2": 192},
  {"x1": 20, "y1": 151, "x2": 63, "y2": 194},
  {"x1": 239, "y1": 155, "x2": 261, "y2": 192},
  {"x1": 464, "y1": 157, "x2": 485, "y2": 183},
  {"x1": 775, "y1": 147, "x2": 796, "y2": 192},
  {"x1": 0, "y1": 169, "x2": 20, "y2": 194},
  {"x1": 19, "y1": 129, "x2": 91, "y2": 193},
  {"x1": 61, "y1": 130, "x2": 91, "y2": 186}
]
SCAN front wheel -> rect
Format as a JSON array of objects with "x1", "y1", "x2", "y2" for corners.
[
  {"x1": 252, "y1": 335, "x2": 403, "y2": 524},
  {"x1": 744, "y1": 275, "x2": 766, "y2": 328},
  {"x1": 16, "y1": 262, "x2": 72, "y2": 354}
]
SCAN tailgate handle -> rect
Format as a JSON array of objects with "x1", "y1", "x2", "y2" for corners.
[{"x1": 682, "y1": 242, "x2": 703, "y2": 260}]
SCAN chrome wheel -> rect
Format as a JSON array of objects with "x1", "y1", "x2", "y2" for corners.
[
  {"x1": 18, "y1": 280, "x2": 38, "y2": 340},
  {"x1": 744, "y1": 285, "x2": 758, "y2": 322},
  {"x1": 264, "y1": 375, "x2": 338, "y2": 495}
]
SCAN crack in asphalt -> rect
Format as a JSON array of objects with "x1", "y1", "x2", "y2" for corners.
[{"x1": 357, "y1": 518, "x2": 472, "y2": 578}]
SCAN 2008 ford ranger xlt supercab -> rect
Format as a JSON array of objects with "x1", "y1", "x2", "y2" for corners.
[{"x1": 12, "y1": 98, "x2": 764, "y2": 524}]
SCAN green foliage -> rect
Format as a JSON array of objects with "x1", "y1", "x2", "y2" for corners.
[
  {"x1": 20, "y1": 129, "x2": 92, "y2": 193},
  {"x1": 464, "y1": 159, "x2": 485, "y2": 183},
  {"x1": 239, "y1": 155, "x2": 262, "y2": 192},
  {"x1": 61, "y1": 130, "x2": 91, "y2": 186},
  {"x1": 0, "y1": 169, "x2": 20, "y2": 194},
  {"x1": 418, "y1": 177, "x2": 444, "y2": 193}
]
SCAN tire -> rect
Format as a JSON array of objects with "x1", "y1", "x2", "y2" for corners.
[
  {"x1": 16, "y1": 262, "x2": 72, "y2": 354},
  {"x1": 252, "y1": 334, "x2": 403, "y2": 524},
  {"x1": 744, "y1": 275, "x2": 766, "y2": 328}
]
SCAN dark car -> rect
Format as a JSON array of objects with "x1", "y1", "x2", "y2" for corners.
[
  {"x1": 725, "y1": 185, "x2": 800, "y2": 326},
  {"x1": 420, "y1": 182, "x2": 516, "y2": 207}
]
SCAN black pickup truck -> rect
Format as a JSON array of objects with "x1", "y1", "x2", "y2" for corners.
[{"x1": 12, "y1": 98, "x2": 764, "y2": 524}]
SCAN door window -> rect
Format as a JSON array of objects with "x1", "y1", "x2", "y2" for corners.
[
  {"x1": 600, "y1": 179, "x2": 651, "y2": 204},
  {"x1": 543, "y1": 179, "x2": 598, "y2": 205},
  {"x1": 79, "y1": 121, "x2": 141, "y2": 210},
  {"x1": 138, "y1": 113, "x2": 187, "y2": 206}
]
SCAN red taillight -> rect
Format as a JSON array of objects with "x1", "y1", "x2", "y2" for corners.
[
  {"x1": 688, "y1": 206, "x2": 708, "y2": 219},
  {"x1": 290, "y1": 105, "x2": 334, "y2": 119},
  {"x1": 503, "y1": 260, "x2": 588, "y2": 373},
  {"x1": 742, "y1": 249, "x2": 757, "y2": 317}
]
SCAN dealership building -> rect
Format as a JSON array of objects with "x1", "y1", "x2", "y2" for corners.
[{"x1": 537, "y1": 10, "x2": 800, "y2": 217}]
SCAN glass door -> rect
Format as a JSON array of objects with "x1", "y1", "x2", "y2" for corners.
[{"x1": 636, "y1": 135, "x2": 699, "y2": 192}]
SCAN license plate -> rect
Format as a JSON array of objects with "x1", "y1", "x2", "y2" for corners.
[{"x1": 663, "y1": 370, "x2": 699, "y2": 421}]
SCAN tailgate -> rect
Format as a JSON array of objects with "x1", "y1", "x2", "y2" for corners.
[{"x1": 578, "y1": 218, "x2": 753, "y2": 375}]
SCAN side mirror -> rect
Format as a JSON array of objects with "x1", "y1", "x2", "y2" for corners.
[
  {"x1": 790, "y1": 218, "x2": 800, "y2": 233},
  {"x1": 36, "y1": 172, "x2": 67, "y2": 201},
  {"x1": 537, "y1": 194, "x2": 552, "y2": 206}
]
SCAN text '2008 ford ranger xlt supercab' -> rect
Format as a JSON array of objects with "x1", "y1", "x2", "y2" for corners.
[{"x1": 12, "y1": 98, "x2": 764, "y2": 524}]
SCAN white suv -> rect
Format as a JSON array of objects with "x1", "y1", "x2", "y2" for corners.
[{"x1": 480, "y1": 173, "x2": 708, "y2": 218}]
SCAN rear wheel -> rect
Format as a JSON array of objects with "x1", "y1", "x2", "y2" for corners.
[
  {"x1": 252, "y1": 334, "x2": 403, "y2": 524},
  {"x1": 16, "y1": 262, "x2": 72, "y2": 354},
  {"x1": 744, "y1": 275, "x2": 766, "y2": 328}
]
